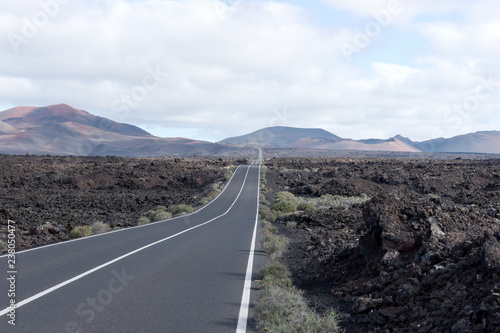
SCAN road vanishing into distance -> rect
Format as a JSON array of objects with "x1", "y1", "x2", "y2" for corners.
[{"x1": 0, "y1": 159, "x2": 264, "y2": 332}]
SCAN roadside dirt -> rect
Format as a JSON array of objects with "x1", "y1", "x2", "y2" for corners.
[
  {"x1": 263, "y1": 158, "x2": 500, "y2": 333},
  {"x1": 0, "y1": 154, "x2": 246, "y2": 251}
]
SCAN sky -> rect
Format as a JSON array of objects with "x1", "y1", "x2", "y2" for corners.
[{"x1": 1, "y1": 0, "x2": 500, "y2": 142}]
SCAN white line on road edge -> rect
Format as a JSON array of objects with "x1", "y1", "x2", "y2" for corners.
[
  {"x1": 236, "y1": 162, "x2": 261, "y2": 333},
  {"x1": 0, "y1": 166, "x2": 252, "y2": 317},
  {"x1": 0, "y1": 165, "x2": 243, "y2": 258}
]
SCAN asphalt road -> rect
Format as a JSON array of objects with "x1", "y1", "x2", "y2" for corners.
[{"x1": 0, "y1": 162, "x2": 265, "y2": 332}]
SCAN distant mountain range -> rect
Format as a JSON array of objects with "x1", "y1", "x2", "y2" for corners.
[
  {"x1": 0, "y1": 104, "x2": 244, "y2": 157},
  {"x1": 219, "y1": 127, "x2": 500, "y2": 154},
  {"x1": 0, "y1": 104, "x2": 499, "y2": 156}
]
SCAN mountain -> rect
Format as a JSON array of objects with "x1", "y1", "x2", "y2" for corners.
[
  {"x1": 0, "y1": 104, "x2": 241, "y2": 157},
  {"x1": 0, "y1": 104, "x2": 150, "y2": 137},
  {"x1": 220, "y1": 126, "x2": 342, "y2": 148},
  {"x1": 415, "y1": 131, "x2": 500, "y2": 154},
  {"x1": 1, "y1": 104, "x2": 498, "y2": 156},
  {"x1": 220, "y1": 127, "x2": 500, "y2": 154},
  {"x1": 221, "y1": 127, "x2": 421, "y2": 152},
  {"x1": 289, "y1": 136, "x2": 421, "y2": 152}
]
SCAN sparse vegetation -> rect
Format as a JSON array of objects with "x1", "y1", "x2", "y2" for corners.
[
  {"x1": 260, "y1": 197, "x2": 271, "y2": 206},
  {"x1": 260, "y1": 262, "x2": 292, "y2": 288},
  {"x1": 224, "y1": 167, "x2": 235, "y2": 181},
  {"x1": 261, "y1": 220, "x2": 272, "y2": 231},
  {"x1": 294, "y1": 193, "x2": 370, "y2": 210},
  {"x1": 138, "y1": 217, "x2": 150, "y2": 225},
  {"x1": 91, "y1": 221, "x2": 111, "y2": 234},
  {"x1": 271, "y1": 201, "x2": 297, "y2": 213},
  {"x1": 260, "y1": 207, "x2": 280, "y2": 222},
  {"x1": 297, "y1": 202, "x2": 316, "y2": 212},
  {"x1": 69, "y1": 225, "x2": 92, "y2": 239},
  {"x1": 261, "y1": 234, "x2": 289, "y2": 261},
  {"x1": 200, "y1": 189, "x2": 220, "y2": 205},
  {"x1": 169, "y1": 204, "x2": 195, "y2": 215},
  {"x1": 255, "y1": 283, "x2": 341, "y2": 333},
  {"x1": 0, "y1": 240, "x2": 6, "y2": 253},
  {"x1": 70, "y1": 222, "x2": 112, "y2": 238},
  {"x1": 275, "y1": 191, "x2": 296, "y2": 204},
  {"x1": 200, "y1": 168, "x2": 234, "y2": 205},
  {"x1": 152, "y1": 211, "x2": 172, "y2": 222},
  {"x1": 261, "y1": 220, "x2": 278, "y2": 235},
  {"x1": 256, "y1": 235, "x2": 341, "y2": 333},
  {"x1": 256, "y1": 164, "x2": 341, "y2": 333}
]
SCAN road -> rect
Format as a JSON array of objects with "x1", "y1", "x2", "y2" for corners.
[{"x1": 0, "y1": 161, "x2": 264, "y2": 332}]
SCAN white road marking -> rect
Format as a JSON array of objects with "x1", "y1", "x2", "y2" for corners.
[
  {"x1": 236, "y1": 162, "x2": 261, "y2": 333},
  {"x1": 0, "y1": 166, "x2": 252, "y2": 317}
]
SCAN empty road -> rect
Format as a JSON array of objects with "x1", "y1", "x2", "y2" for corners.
[{"x1": 1, "y1": 162, "x2": 264, "y2": 332}]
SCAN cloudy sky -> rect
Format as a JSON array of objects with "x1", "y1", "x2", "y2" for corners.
[{"x1": 1, "y1": 0, "x2": 500, "y2": 142}]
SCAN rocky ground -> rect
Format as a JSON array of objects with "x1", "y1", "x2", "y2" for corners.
[
  {"x1": 262, "y1": 158, "x2": 500, "y2": 333},
  {"x1": 0, "y1": 154, "x2": 246, "y2": 250}
]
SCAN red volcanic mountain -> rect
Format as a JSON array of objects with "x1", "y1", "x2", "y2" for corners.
[
  {"x1": 0, "y1": 104, "x2": 236, "y2": 157},
  {"x1": 416, "y1": 131, "x2": 500, "y2": 154}
]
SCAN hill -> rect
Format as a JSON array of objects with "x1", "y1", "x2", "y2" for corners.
[
  {"x1": 0, "y1": 104, "x2": 244, "y2": 157},
  {"x1": 220, "y1": 126, "x2": 342, "y2": 148},
  {"x1": 1, "y1": 104, "x2": 498, "y2": 156},
  {"x1": 416, "y1": 131, "x2": 500, "y2": 154}
]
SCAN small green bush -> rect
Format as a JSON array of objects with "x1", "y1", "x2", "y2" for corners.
[
  {"x1": 272, "y1": 201, "x2": 297, "y2": 213},
  {"x1": 224, "y1": 169, "x2": 234, "y2": 181},
  {"x1": 256, "y1": 253, "x2": 341, "y2": 333},
  {"x1": 0, "y1": 240, "x2": 6, "y2": 253},
  {"x1": 261, "y1": 234, "x2": 289, "y2": 260},
  {"x1": 260, "y1": 207, "x2": 280, "y2": 222},
  {"x1": 264, "y1": 225, "x2": 278, "y2": 235},
  {"x1": 260, "y1": 197, "x2": 271, "y2": 206},
  {"x1": 91, "y1": 222, "x2": 111, "y2": 235},
  {"x1": 276, "y1": 191, "x2": 296, "y2": 203},
  {"x1": 256, "y1": 279, "x2": 341, "y2": 333},
  {"x1": 297, "y1": 202, "x2": 316, "y2": 212},
  {"x1": 152, "y1": 211, "x2": 172, "y2": 222},
  {"x1": 138, "y1": 217, "x2": 150, "y2": 225},
  {"x1": 69, "y1": 226, "x2": 92, "y2": 239},
  {"x1": 169, "y1": 204, "x2": 195, "y2": 215},
  {"x1": 286, "y1": 222, "x2": 297, "y2": 229},
  {"x1": 260, "y1": 262, "x2": 292, "y2": 288},
  {"x1": 201, "y1": 191, "x2": 219, "y2": 205},
  {"x1": 261, "y1": 220, "x2": 272, "y2": 230},
  {"x1": 155, "y1": 205, "x2": 167, "y2": 211}
]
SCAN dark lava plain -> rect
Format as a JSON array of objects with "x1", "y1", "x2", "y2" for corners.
[
  {"x1": 263, "y1": 157, "x2": 500, "y2": 333},
  {"x1": 0, "y1": 154, "x2": 246, "y2": 251}
]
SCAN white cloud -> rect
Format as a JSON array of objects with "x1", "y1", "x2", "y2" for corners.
[{"x1": 0, "y1": 0, "x2": 499, "y2": 142}]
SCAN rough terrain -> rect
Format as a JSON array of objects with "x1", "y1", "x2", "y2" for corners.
[
  {"x1": 0, "y1": 154, "x2": 245, "y2": 250},
  {"x1": 262, "y1": 158, "x2": 500, "y2": 333}
]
